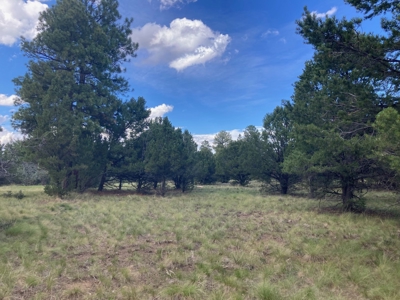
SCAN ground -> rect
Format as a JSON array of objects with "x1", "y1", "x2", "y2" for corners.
[{"x1": 0, "y1": 184, "x2": 399, "y2": 299}]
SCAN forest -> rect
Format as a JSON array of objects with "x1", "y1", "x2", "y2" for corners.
[{"x1": 1, "y1": 0, "x2": 399, "y2": 213}]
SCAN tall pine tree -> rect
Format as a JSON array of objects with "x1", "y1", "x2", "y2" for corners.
[{"x1": 12, "y1": 0, "x2": 139, "y2": 196}]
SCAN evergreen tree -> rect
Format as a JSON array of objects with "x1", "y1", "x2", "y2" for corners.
[
  {"x1": 284, "y1": 47, "x2": 391, "y2": 210},
  {"x1": 261, "y1": 106, "x2": 298, "y2": 194},
  {"x1": 283, "y1": 4, "x2": 400, "y2": 209},
  {"x1": 12, "y1": 0, "x2": 138, "y2": 196},
  {"x1": 213, "y1": 130, "x2": 232, "y2": 183},
  {"x1": 194, "y1": 141, "x2": 216, "y2": 184},
  {"x1": 97, "y1": 97, "x2": 149, "y2": 191},
  {"x1": 213, "y1": 130, "x2": 232, "y2": 153},
  {"x1": 215, "y1": 139, "x2": 251, "y2": 186},
  {"x1": 144, "y1": 117, "x2": 176, "y2": 196}
]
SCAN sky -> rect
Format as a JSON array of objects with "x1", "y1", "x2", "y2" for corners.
[{"x1": 0, "y1": 0, "x2": 383, "y2": 145}]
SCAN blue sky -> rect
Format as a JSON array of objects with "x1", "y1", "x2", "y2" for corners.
[{"x1": 0, "y1": 0, "x2": 382, "y2": 144}]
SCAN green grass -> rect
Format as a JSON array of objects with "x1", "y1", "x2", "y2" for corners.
[{"x1": 0, "y1": 184, "x2": 399, "y2": 299}]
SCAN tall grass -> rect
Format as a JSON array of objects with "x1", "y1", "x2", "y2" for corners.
[{"x1": 0, "y1": 184, "x2": 399, "y2": 299}]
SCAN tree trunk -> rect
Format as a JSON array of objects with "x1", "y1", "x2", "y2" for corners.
[
  {"x1": 174, "y1": 176, "x2": 181, "y2": 189},
  {"x1": 279, "y1": 174, "x2": 289, "y2": 195},
  {"x1": 341, "y1": 182, "x2": 354, "y2": 210},
  {"x1": 161, "y1": 178, "x2": 166, "y2": 197},
  {"x1": 98, "y1": 167, "x2": 107, "y2": 191},
  {"x1": 119, "y1": 178, "x2": 122, "y2": 190},
  {"x1": 308, "y1": 175, "x2": 316, "y2": 198},
  {"x1": 74, "y1": 170, "x2": 79, "y2": 189},
  {"x1": 137, "y1": 178, "x2": 142, "y2": 192}
]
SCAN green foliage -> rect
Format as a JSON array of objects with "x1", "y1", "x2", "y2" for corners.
[
  {"x1": 260, "y1": 106, "x2": 298, "y2": 194},
  {"x1": 194, "y1": 141, "x2": 216, "y2": 184},
  {"x1": 213, "y1": 130, "x2": 232, "y2": 154},
  {"x1": 172, "y1": 129, "x2": 198, "y2": 192},
  {"x1": 12, "y1": 0, "x2": 139, "y2": 197},
  {"x1": 346, "y1": 0, "x2": 400, "y2": 18},
  {"x1": 144, "y1": 118, "x2": 176, "y2": 196},
  {"x1": 284, "y1": 6, "x2": 398, "y2": 208},
  {"x1": 215, "y1": 138, "x2": 251, "y2": 186},
  {"x1": 141, "y1": 117, "x2": 197, "y2": 195},
  {"x1": 97, "y1": 97, "x2": 150, "y2": 191},
  {"x1": 14, "y1": 190, "x2": 25, "y2": 200},
  {"x1": 374, "y1": 107, "x2": 400, "y2": 173},
  {"x1": 2, "y1": 190, "x2": 26, "y2": 199}
]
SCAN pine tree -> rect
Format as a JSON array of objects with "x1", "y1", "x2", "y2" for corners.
[
  {"x1": 12, "y1": 0, "x2": 138, "y2": 196},
  {"x1": 194, "y1": 141, "x2": 216, "y2": 184}
]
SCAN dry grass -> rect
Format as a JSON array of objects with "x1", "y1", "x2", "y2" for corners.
[{"x1": 0, "y1": 184, "x2": 399, "y2": 299}]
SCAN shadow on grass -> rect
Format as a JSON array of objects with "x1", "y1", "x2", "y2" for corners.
[{"x1": 314, "y1": 203, "x2": 400, "y2": 221}]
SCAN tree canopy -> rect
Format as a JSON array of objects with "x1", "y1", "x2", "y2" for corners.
[{"x1": 12, "y1": 0, "x2": 143, "y2": 196}]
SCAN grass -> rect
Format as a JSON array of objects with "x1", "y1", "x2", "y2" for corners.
[{"x1": 0, "y1": 184, "x2": 399, "y2": 299}]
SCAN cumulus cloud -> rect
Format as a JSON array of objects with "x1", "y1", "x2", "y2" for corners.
[
  {"x1": 159, "y1": 0, "x2": 197, "y2": 10},
  {"x1": 0, "y1": 0, "x2": 48, "y2": 46},
  {"x1": 0, "y1": 128, "x2": 23, "y2": 144},
  {"x1": 149, "y1": 104, "x2": 174, "y2": 119},
  {"x1": 261, "y1": 30, "x2": 279, "y2": 38},
  {"x1": 131, "y1": 18, "x2": 231, "y2": 71},
  {"x1": 0, "y1": 94, "x2": 16, "y2": 106},
  {"x1": 311, "y1": 7, "x2": 338, "y2": 19}
]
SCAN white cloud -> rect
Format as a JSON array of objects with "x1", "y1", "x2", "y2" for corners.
[
  {"x1": 193, "y1": 126, "x2": 264, "y2": 146},
  {"x1": 159, "y1": 0, "x2": 197, "y2": 10},
  {"x1": 261, "y1": 30, "x2": 279, "y2": 38},
  {"x1": 0, "y1": 128, "x2": 23, "y2": 144},
  {"x1": 0, "y1": 0, "x2": 48, "y2": 46},
  {"x1": 149, "y1": 104, "x2": 174, "y2": 119},
  {"x1": 0, "y1": 94, "x2": 17, "y2": 106},
  {"x1": 311, "y1": 7, "x2": 338, "y2": 19},
  {"x1": 131, "y1": 18, "x2": 231, "y2": 71},
  {"x1": 279, "y1": 38, "x2": 287, "y2": 44},
  {"x1": 193, "y1": 129, "x2": 245, "y2": 146},
  {"x1": 0, "y1": 115, "x2": 9, "y2": 124}
]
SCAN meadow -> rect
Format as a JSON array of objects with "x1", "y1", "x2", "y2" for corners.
[{"x1": 0, "y1": 184, "x2": 399, "y2": 299}]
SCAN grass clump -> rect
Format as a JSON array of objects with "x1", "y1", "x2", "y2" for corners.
[{"x1": 256, "y1": 282, "x2": 282, "y2": 300}]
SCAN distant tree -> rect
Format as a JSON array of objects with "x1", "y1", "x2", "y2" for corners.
[
  {"x1": 12, "y1": 0, "x2": 139, "y2": 196},
  {"x1": 213, "y1": 130, "x2": 232, "y2": 153},
  {"x1": 6, "y1": 141, "x2": 49, "y2": 185},
  {"x1": 171, "y1": 129, "x2": 198, "y2": 192},
  {"x1": 144, "y1": 117, "x2": 177, "y2": 196},
  {"x1": 260, "y1": 106, "x2": 298, "y2": 194},
  {"x1": 215, "y1": 139, "x2": 251, "y2": 186},
  {"x1": 213, "y1": 131, "x2": 232, "y2": 182},
  {"x1": 194, "y1": 141, "x2": 216, "y2": 184},
  {"x1": 0, "y1": 143, "x2": 17, "y2": 185},
  {"x1": 97, "y1": 97, "x2": 149, "y2": 191}
]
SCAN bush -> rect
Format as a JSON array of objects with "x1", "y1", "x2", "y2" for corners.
[
  {"x1": 14, "y1": 190, "x2": 26, "y2": 200},
  {"x1": 2, "y1": 190, "x2": 26, "y2": 199}
]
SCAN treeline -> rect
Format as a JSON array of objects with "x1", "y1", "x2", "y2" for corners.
[{"x1": 5, "y1": 0, "x2": 400, "y2": 211}]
